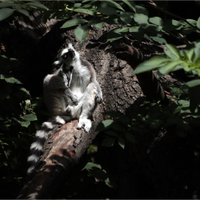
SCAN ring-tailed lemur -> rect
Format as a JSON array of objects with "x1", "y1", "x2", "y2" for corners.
[
  {"x1": 27, "y1": 43, "x2": 102, "y2": 174},
  {"x1": 58, "y1": 44, "x2": 103, "y2": 132}
]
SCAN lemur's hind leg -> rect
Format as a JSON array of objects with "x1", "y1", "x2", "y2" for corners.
[
  {"x1": 66, "y1": 82, "x2": 97, "y2": 132},
  {"x1": 76, "y1": 83, "x2": 98, "y2": 132}
]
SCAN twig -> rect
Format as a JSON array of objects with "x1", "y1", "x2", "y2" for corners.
[{"x1": 148, "y1": 0, "x2": 200, "y2": 32}]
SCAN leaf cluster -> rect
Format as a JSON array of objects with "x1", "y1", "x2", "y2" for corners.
[
  {"x1": 46, "y1": 0, "x2": 200, "y2": 44},
  {"x1": 0, "y1": 1, "x2": 48, "y2": 21},
  {"x1": 0, "y1": 55, "x2": 38, "y2": 198}
]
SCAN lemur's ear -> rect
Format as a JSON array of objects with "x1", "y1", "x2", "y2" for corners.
[
  {"x1": 54, "y1": 60, "x2": 61, "y2": 65},
  {"x1": 68, "y1": 43, "x2": 73, "y2": 48}
]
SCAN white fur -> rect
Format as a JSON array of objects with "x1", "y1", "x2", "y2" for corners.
[{"x1": 30, "y1": 141, "x2": 43, "y2": 151}]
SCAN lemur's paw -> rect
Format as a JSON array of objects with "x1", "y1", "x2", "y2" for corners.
[
  {"x1": 96, "y1": 94, "x2": 103, "y2": 103},
  {"x1": 65, "y1": 106, "x2": 72, "y2": 115},
  {"x1": 77, "y1": 119, "x2": 91, "y2": 133},
  {"x1": 76, "y1": 124, "x2": 82, "y2": 131},
  {"x1": 84, "y1": 124, "x2": 91, "y2": 133},
  {"x1": 72, "y1": 96, "x2": 78, "y2": 105}
]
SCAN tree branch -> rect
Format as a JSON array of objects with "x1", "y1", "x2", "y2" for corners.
[{"x1": 18, "y1": 105, "x2": 102, "y2": 199}]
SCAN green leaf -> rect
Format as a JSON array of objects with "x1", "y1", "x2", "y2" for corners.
[
  {"x1": 135, "y1": 5, "x2": 148, "y2": 15},
  {"x1": 102, "y1": 120, "x2": 114, "y2": 128},
  {"x1": 150, "y1": 36, "x2": 166, "y2": 44},
  {"x1": 120, "y1": 11, "x2": 133, "y2": 24},
  {"x1": 129, "y1": 26, "x2": 140, "y2": 32},
  {"x1": 106, "y1": 27, "x2": 128, "y2": 42},
  {"x1": 74, "y1": 25, "x2": 89, "y2": 42},
  {"x1": 0, "y1": 2, "x2": 17, "y2": 8},
  {"x1": 101, "y1": 0, "x2": 124, "y2": 11},
  {"x1": 82, "y1": 0, "x2": 94, "y2": 3},
  {"x1": 20, "y1": 87, "x2": 30, "y2": 95},
  {"x1": 102, "y1": 137, "x2": 116, "y2": 147},
  {"x1": 0, "y1": 8, "x2": 14, "y2": 21},
  {"x1": 118, "y1": 137, "x2": 125, "y2": 149},
  {"x1": 74, "y1": 3, "x2": 82, "y2": 8},
  {"x1": 61, "y1": 18, "x2": 88, "y2": 28},
  {"x1": 13, "y1": 118, "x2": 30, "y2": 127},
  {"x1": 164, "y1": 49, "x2": 178, "y2": 60},
  {"x1": 159, "y1": 61, "x2": 181, "y2": 75},
  {"x1": 133, "y1": 13, "x2": 148, "y2": 26},
  {"x1": 98, "y1": 2, "x2": 117, "y2": 15},
  {"x1": 96, "y1": 119, "x2": 114, "y2": 131},
  {"x1": 197, "y1": 17, "x2": 200, "y2": 29},
  {"x1": 73, "y1": 8, "x2": 94, "y2": 16},
  {"x1": 178, "y1": 100, "x2": 190, "y2": 108},
  {"x1": 94, "y1": 22, "x2": 104, "y2": 29},
  {"x1": 186, "y1": 79, "x2": 200, "y2": 87},
  {"x1": 0, "y1": 74, "x2": 21, "y2": 84},
  {"x1": 186, "y1": 19, "x2": 197, "y2": 26},
  {"x1": 25, "y1": 2, "x2": 48, "y2": 10},
  {"x1": 194, "y1": 43, "x2": 200, "y2": 63},
  {"x1": 22, "y1": 114, "x2": 37, "y2": 121},
  {"x1": 149, "y1": 16, "x2": 163, "y2": 26},
  {"x1": 20, "y1": 121, "x2": 31, "y2": 128},
  {"x1": 82, "y1": 162, "x2": 101, "y2": 171},
  {"x1": 181, "y1": 48, "x2": 195, "y2": 62},
  {"x1": 16, "y1": 9, "x2": 29, "y2": 17},
  {"x1": 145, "y1": 24, "x2": 160, "y2": 35},
  {"x1": 134, "y1": 56, "x2": 170, "y2": 74},
  {"x1": 122, "y1": 0, "x2": 136, "y2": 12},
  {"x1": 165, "y1": 43, "x2": 180, "y2": 59}
]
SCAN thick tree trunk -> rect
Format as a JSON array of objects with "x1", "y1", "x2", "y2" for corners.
[{"x1": 12, "y1": 15, "x2": 144, "y2": 198}]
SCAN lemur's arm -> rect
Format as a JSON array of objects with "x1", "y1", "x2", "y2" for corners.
[
  {"x1": 80, "y1": 58, "x2": 103, "y2": 102},
  {"x1": 61, "y1": 70, "x2": 78, "y2": 105}
]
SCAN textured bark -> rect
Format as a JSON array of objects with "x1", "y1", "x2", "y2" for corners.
[
  {"x1": 18, "y1": 105, "x2": 103, "y2": 199},
  {"x1": 14, "y1": 14, "x2": 144, "y2": 199},
  {"x1": 113, "y1": 42, "x2": 169, "y2": 105}
]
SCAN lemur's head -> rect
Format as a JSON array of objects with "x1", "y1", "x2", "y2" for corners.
[{"x1": 54, "y1": 44, "x2": 79, "y2": 69}]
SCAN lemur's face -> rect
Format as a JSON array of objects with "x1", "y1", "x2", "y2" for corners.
[
  {"x1": 61, "y1": 48, "x2": 75, "y2": 62},
  {"x1": 54, "y1": 44, "x2": 79, "y2": 68}
]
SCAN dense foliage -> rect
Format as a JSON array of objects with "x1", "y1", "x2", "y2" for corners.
[{"x1": 1, "y1": 0, "x2": 200, "y2": 198}]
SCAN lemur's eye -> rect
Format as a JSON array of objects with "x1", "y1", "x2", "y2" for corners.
[{"x1": 62, "y1": 53, "x2": 68, "y2": 59}]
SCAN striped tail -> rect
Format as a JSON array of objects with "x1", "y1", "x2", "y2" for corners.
[{"x1": 27, "y1": 116, "x2": 66, "y2": 174}]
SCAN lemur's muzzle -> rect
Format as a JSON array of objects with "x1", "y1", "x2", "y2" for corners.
[
  {"x1": 62, "y1": 49, "x2": 75, "y2": 60},
  {"x1": 68, "y1": 49, "x2": 75, "y2": 57}
]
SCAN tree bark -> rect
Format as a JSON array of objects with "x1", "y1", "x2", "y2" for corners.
[
  {"x1": 13, "y1": 15, "x2": 144, "y2": 198},
  {"x1": 18, "y1": 104, "x2": 103, "y2": 199}
]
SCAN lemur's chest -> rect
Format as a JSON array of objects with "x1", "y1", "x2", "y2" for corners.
[{"x1": 70, "y1": 67, "x2": 91, "y2": 98}]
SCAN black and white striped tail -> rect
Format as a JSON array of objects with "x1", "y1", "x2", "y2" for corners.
[{"x1": 27, "y1": 116, "x2": 66, "y2": 174}]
